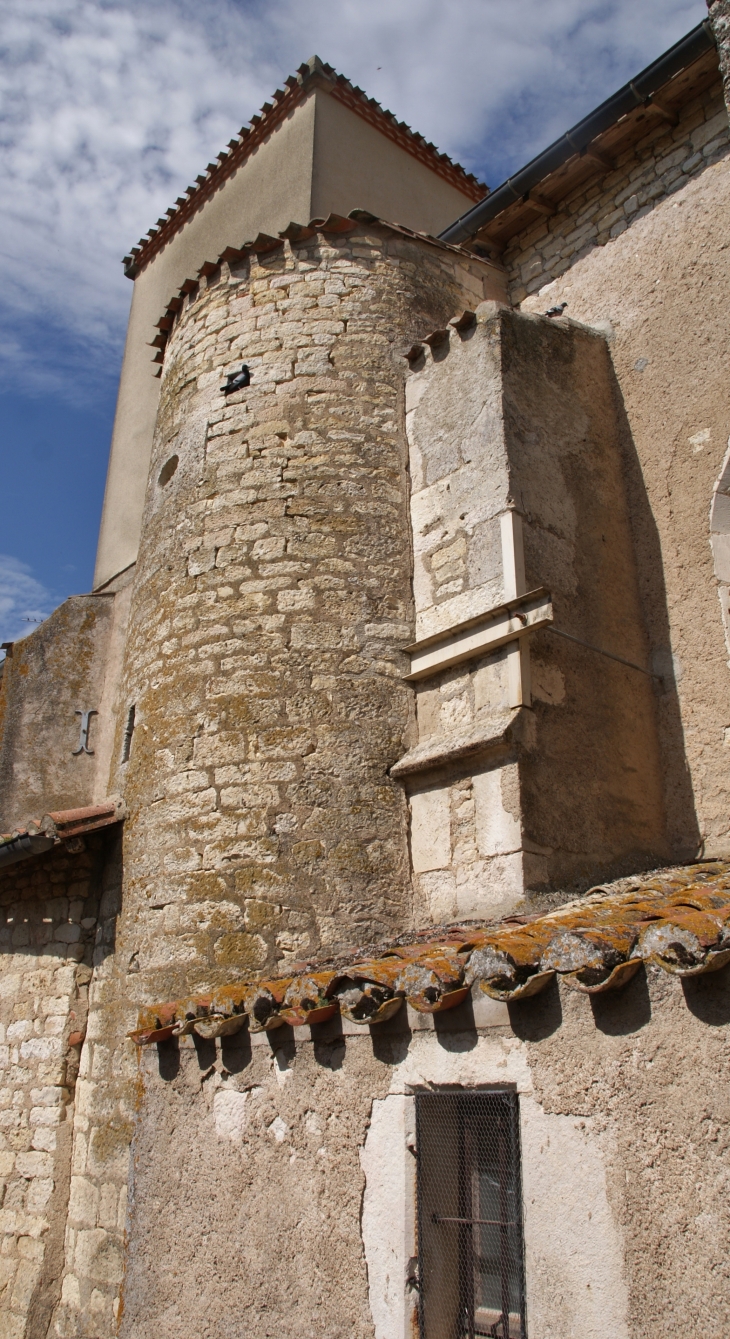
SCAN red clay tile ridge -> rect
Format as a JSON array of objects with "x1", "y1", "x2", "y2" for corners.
[
  {"x1": 122, "y1": 56, "x2": 487, "y2": 279},
  {"x1": 130, "y1": 861, "x2": 730, "y2": 1044},
  {"x1": 0, "y1": 799, "x2": 125, "y2": 868}
]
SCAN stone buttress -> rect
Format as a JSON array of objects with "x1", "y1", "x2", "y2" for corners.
[{"x1": 397, "y1": 306, "x2": 669, "y2": 917}]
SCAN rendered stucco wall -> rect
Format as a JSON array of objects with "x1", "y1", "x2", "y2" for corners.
[
  {"x1": 521, "y1": 156, "x2": 730, "y2": 857},
  {"x1": 117, "y1": 963, "x2": 730, "y2": 1339},
  {"x1": 310, "y1": 92, "x2": 482, "y2": 238}
]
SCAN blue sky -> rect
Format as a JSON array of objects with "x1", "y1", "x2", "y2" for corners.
[{"x1": 0, "y1": 0, "x2": 708, "y2": 647}]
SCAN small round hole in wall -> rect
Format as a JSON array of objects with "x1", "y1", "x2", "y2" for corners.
[{"x1": 158, "y1": 455, "x2": 179, "y2": 487}]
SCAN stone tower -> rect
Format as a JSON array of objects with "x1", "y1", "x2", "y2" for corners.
[
  {"x1": 111, "y1": 218, "x2": 506, "y2": 1007},
  {"x1": 2, "y1": 22, "x2": 730, "y2": 1338}
]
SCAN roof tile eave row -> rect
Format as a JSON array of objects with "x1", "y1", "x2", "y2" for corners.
[
  {"x1": 0, "y1": 798, "x2": 126, "y2": 866},
  {"x1": 146, "y1": 211, "x2": 505, "y2": 376},
  {"x1": 131, "y1": 860, "x2": 730, "y2": 1044}
]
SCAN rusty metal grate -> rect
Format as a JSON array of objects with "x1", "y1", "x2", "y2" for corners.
[{"x1": 415, "y1": 1091, "x2": 526, "y2": 1339}]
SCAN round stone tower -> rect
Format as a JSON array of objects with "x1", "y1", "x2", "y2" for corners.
[{"x1": 113, "y1": 217, "x2": 498, "y2": 1003}]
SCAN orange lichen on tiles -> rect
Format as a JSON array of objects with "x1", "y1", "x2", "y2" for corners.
[{"x1": 129, "y1": 862, "x2": 730, "y2": 1044}]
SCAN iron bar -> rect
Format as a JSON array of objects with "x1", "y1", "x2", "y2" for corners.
[
  {"x1": 546, "y1": 624, "x2": 663, "y2": 681},
  {"x1": 433, "y1": 1217, "x2": 518, "y2": 1227}
]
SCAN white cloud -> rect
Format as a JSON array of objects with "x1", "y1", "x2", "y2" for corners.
[
  {"x1": 0, "y1": 555, "x2": 54, "y2": 649},
  {"x1": 0, "y1": 0, "x2": 709, "y2": 396}
]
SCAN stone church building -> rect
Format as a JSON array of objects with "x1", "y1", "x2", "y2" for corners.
[{"x1": 1, "y1": 6, "x2": 730, "y2": 1336}]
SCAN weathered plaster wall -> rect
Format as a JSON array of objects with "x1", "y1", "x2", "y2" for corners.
[
  {"x1": 0, "y1": 835, "x2": 115, "y2": 1339},
  {"x1": 118, "y1": 963, "x2": 730, "y2": 1339},
  {"x1": 523, "y1": 965, "x2": 730, "y2": 1337},
  {"x1": 521, "y1": 155, "x2": 730, "y2": 857},
  {"x1": 0, "y1": 598, "x2": 116, "y2": 832}
]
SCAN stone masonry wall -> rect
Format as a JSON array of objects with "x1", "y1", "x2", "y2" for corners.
[
  {"x1": 48, "y1": 224, "x2": 505, "y2": 1337},
  {"x1": 507, "y1": 72, "x2": 729, "y2": 304},
  {"x1": 401, "y1": 309, "x2": 667, "y2": 914},
  {"x1": 709, "y1": 1, "x2": 730, "y2": 109},
  {"x1": 115, "y1": 222, "x2": 502, "y2": 999},
  {"x1": 0, "y1": 836, "x2": 115, "y2": 1339}
]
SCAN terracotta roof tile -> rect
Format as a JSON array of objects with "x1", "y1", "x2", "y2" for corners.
[
  {"x1": 123, "y1": 57, "x2": 486, "y2": 279},
  {"x1": 130, "y1": 860, "x2": 730, "y2": 1044},
  {"x1": 0, "y1": 799, "x2": 125, "y2": 868}
]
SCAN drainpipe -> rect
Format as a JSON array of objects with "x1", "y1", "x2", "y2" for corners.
[{"x1": 440, "y1": 20, "x2": 717, "y2": 246}]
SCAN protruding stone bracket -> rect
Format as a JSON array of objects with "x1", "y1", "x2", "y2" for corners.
[{"x1": 402, "y1": 588, "x2": 553, "y2": 682}]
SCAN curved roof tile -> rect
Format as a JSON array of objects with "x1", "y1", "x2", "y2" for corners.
[{"x1": 130, "y1": 860, "x2": 730, "y2": 1043}]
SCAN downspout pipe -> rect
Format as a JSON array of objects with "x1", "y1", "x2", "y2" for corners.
[
  {"x1": 0, "y1": 833, "x2": 55, "y2": 869},
  {"x1": 440, "y1": 20, "x2": 717, "y2": 246}
]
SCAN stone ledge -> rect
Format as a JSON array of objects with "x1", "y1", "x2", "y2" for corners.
[{"x1": 390, "y1": 711, "x2": 517, "y2": 778}]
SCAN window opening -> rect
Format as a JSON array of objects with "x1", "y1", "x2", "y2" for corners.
[
  {"x1": 158, "y1": 455, "x2": 178, "y2": 487},
  {"x1": 121, "y1": 705, "x2": 136, "y2": 763},
  {"x1": 415, "y1": 1090, "x2": 526, "y2": 1339}
]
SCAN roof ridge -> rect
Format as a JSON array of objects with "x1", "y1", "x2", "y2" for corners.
[{"x1": 123, "y1": 60, "x2": 487, "y2": 279}]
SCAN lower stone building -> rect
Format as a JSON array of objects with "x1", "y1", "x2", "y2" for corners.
[{"x1": 1, "y1": 6, "x2": 730, "y2": 1336}]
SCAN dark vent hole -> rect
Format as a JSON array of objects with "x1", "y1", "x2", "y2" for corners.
[
  {"x1": 121, "y1": 705, "x2": 136, "y2": 763},
  {"x1": 158, "y1": 455, "x2": 179, "y2": 487}
]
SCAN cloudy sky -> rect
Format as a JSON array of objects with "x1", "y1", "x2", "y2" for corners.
[{"x1": 0, "y1": 0, "x2": 708, "y2": 646}]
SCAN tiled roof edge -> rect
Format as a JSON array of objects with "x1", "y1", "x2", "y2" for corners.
[
  {"x1": 130, "y1": 860, "x2": 730, "y2": 1043},
  {"x1": 122, "y1": 58, "x2": 487, "y2": 279},
  {"x1": 0, "y1": 798, "x2": 126, "y2": 868},
  {"x1": 146, "y1": 211, "x2": 506, "y2": 377}
]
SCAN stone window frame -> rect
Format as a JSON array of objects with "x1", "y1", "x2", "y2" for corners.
[{"x1": 709, "y1": 439, "x2": 730, "y2": 654}]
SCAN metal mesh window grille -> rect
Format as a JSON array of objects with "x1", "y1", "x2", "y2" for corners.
[{"x1": 415, "y1": 1091, "x2": 527, "y2": 1339}]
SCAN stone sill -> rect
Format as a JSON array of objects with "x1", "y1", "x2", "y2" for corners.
[{"x1": 390, "y1": 710, "x2": 518, "y2": 778}]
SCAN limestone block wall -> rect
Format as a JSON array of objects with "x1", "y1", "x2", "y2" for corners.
[
  {"x1": 400, "y1": 306, "x2": 668, "y2": 911},
  {"x1": 0, "y1": 836, "x2": 114, "y2": 1339},
  {"x1": 113, "y1": 221, "x2": 501, "y2": 1004},
  {"x1": 506, "y1": 71, "x2": 729, "y2": 304}
]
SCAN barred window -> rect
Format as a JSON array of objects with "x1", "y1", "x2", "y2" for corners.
[{"x1": 415, "y1": 1090, "x2": 526, "y2": 1339}]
